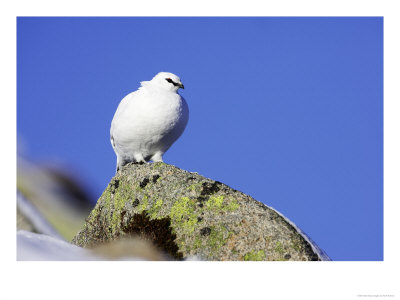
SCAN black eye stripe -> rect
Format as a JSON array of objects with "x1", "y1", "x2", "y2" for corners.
[{"x1": 165, "y1": 78, "x2": 179, "y2": 86}]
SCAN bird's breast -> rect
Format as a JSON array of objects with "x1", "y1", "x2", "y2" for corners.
[{"x1": 113, "y1": 91, "x2": 186, "y2": 141}]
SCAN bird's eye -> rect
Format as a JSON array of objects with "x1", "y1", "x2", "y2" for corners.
[{"x1": 166, "y1": 78, "x2": 173, "y2": 83}]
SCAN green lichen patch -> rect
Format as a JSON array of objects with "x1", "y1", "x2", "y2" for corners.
[
  {"x1": 105, "y1": 177, "x2": 138, "y2": 235},
  {"x1": 149, "y1": 199, "x2": 164, "y2": 220},
  {"x1": 193, "y1": 237, "x2": 203, "y2": 249},
  {"x1": 225, "y1": 200, "x2": 239, "y2": 211},
  {"x1": 137, "y1": 195, "x2": 149, "y2": 213},
  {"x1": 244, "y1": 250, "x2": 266, "y2": 261},
  {"x1": 206, "y1": 195, "x2": 224, "y2": 209},
  {"x1": 188, "y1": 182, "x2": 202, "y2": 192},
  {"x1": 205, "y1": 195, "x2": 240, "y2": 213},
  {"x1": 87, "y1": 204, "x2": 99, "y2": 225},
  {"x1": 170, "y1": 197, "x2": 198, "y2": 234},
  {"x1": 103, "y1": 186, "x2": 112, "y2": 206},
  {"x1": 152, "y1": 162, "x2": 165, "y2": 169},
  {"x1": 275, "y1": 241, "x2": 285, "y2": 255},
  {"x1": 206, "y1": 225, "x2": 230, "y2": 251}
]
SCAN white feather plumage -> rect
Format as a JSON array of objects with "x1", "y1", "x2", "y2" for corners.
[{"x1": 110, "y1": 72, "x2": 189, "y2": 171}]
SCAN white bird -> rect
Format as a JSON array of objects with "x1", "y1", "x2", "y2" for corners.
[{"x1": 110, "y1": 72, "x2": 189, "y2": 172}]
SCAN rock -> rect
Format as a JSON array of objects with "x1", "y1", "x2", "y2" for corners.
[{"x1": 72, "y1": 162, "x2": 330, "y2": 261}]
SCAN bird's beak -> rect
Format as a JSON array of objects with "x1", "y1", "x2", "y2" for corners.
[{"x1": 179, "y1": 83, "x2": 184, "y2": 89}]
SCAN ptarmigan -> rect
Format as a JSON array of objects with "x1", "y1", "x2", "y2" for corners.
[{"x1": 110, "y1": 72, "x2": 189, "y2": 172}]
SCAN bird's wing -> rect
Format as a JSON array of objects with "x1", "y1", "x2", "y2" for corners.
[{"x1": 110, "y1": 91, "x2": 138, "y2": 143}]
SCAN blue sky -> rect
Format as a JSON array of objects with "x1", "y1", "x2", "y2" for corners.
[{"x1": 17, "y1": 17, "x2": 383, "y2": 261}]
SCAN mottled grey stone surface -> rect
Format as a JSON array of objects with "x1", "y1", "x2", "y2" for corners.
[{"x1": 72, "y1": 162, "x2": 329, "y2": 261}]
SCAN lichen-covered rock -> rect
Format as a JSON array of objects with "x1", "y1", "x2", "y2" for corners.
[{"x1": 72, "y1": 162, "x2": 330, "y2": 261}]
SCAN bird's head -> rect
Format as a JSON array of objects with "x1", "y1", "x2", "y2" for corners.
[{"x1": 149, "y1": 72, "x2": 184, "y2": 92}]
